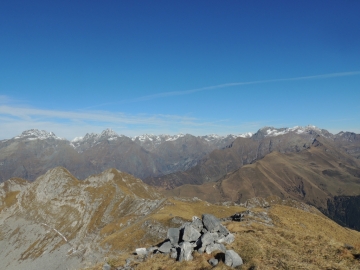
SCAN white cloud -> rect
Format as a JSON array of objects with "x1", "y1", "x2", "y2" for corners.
[{"x1": 0, "y1": 105, "x2": 261, "y2": 140}]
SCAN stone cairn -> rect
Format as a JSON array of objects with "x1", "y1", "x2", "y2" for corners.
[{"x1": 135, "y1": 213, "x2": 243, "y2": 268}]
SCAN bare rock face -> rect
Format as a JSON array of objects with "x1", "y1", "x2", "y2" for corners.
[{"x1": 0, "y1": 167, "x2": 164, "y2": 270}]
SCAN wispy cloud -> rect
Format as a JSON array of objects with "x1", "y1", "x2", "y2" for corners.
[{"x1": 0, "y1": 105, "x2": 261, "y2": 139}]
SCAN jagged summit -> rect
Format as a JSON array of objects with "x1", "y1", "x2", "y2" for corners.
[
  {"x1": 70, "y1": 128, "x2": 125, "y2": 150},
  {"x1": 14, "y1": 129, "x2": 65, "y2": 141}
]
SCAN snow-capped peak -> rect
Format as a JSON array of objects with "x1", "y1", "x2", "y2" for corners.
[
  {"x1": 234, "y1": 132, "x2": 253, "y2": 138},
  {"x1": 70, "y1": 129, "x2": 123, "y2": 151},
  {"x1": 100, "y1": 128, "x2": 119, "y2": 139},
  {"x1": 14, "y1": 129, "x2": 64, "y2": 141},
  {"x1": 259, "y1": 125, "x2": 326, "y2": 137}
]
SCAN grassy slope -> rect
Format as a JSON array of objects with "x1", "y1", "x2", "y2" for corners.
[
  {"x1": 84, "y1": 199, "x2": 360, "y2": 270},
  {"x1": 165, "y1": 137, "x2": 360, "y2": 210}
]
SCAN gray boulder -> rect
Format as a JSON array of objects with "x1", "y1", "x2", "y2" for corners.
[
  {"x1": 208, "y1": 258, "x2": 218, "y2": 266},
  {"x1": 202, "y1": 214, "x2": 221, "y2": 232},
  {"x1": 216, "y1": 233, "x2": 235, "y2": 244},
  {"x1": 225, "y1": 250, "x2": 243, "y2": 267},
  {"x1": 190, "y1": 217, "x2": 204, "y2": 232},
  {"x1": 158, "y1": 241, "x2": 172, "y2": 254},
  {"x1": 205, "y1": 243, "x2": 226, "y2": 254},
  {"x1": 218, "y1": 224, "x2": 230, "y2": 236},
  {"x1": 167, "y1": 228, "x2": 180, "y2": 245},
  {"x1": 179, "y1": 242, "x2": 194, "y2": 262},
  {"x1": 201, "y1": 232, "x2": 215, "y2": 247},
  {"x1": 182, "y1": 224, "x2": 201, "y2": 242}
]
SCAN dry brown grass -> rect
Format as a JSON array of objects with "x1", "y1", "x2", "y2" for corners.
[{"x1": 83, "y1": 202, "x2": 360, "y2": 270}]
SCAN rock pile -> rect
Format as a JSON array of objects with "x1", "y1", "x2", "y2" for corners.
[{"x1": 135, "y1": 214, "x2": 243, "y2": 268}]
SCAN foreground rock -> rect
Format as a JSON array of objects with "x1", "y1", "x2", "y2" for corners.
[{"x1": 135, "y1": 213, "x2": 242, "y2": 268}]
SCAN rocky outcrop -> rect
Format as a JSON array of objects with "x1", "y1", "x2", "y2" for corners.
[{"x1": 134, "y1": 214, "x2": 242, "y2": 268}]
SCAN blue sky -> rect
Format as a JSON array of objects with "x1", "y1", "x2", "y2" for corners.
[{"x1": 1, "y1": 1, "x2": 359, "y2": 139}]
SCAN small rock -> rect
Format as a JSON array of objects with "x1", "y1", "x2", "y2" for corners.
[
  {"x1": 202, "y1": 214, "x2": 221, "y2": 232},
  {"x1": 135, "y1": 248, "x2": 147, "y2": 256},
  {"x1": 225, "y1": 250, "x2": 243, "y2": 267},
  {"x1": 103, "y1": 263, "x2": 111, "y2": 270},
  {"x1": 208, "y1": 258, "x2": 218, "y2": 266},
  {"x1": 158, "y1": 241, "x2": 172, "y2": 254},
  {"x1": 167, "y1": 228, "x2": 180, "y2": 245}
]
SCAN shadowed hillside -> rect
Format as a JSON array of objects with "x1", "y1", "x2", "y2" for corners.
[{"x1": 165, "y1": 136, "x2": 360, "y2": 212}]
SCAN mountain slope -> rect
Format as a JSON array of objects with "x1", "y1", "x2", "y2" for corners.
[
  {"x1": 145, "y1": 127, "x2": 323, "y2": 189},
  {"x1": 146, "y1": 127, "x2": 360, "y2": 190},
  {"x1": 1, "y1": 168, "x2": 360, "y2": 269},
  {"x1": 165, "y1": 136, "x2": 360, "y2": 210},
  {"x1": 0, "y1": 167, "x2": 245, "y2": 270}
]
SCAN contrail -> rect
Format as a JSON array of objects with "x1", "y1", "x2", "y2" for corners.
[
  {"x1": 136, "y1": 70, "x2": 360, "y2": 101},
  {"x1": 85, "y1": 70, "x2": 360, "y2": 108}
]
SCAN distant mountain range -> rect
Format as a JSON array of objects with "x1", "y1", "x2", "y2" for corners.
[
  {"x1": 0, "y1": 126, "x2": 358, "y2": 185},
  {"x1": 0, "y1": 128, "x2": 250, "y2": 183},
  {"x1": 145, "y1": 126, "x2": 360, "y2": 189}
]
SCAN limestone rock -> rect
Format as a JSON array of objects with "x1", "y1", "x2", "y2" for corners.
[
  {"x1": 179, "y1": 242, "x2": 194, "y2": 262},
  {"x1": 208, "y1": 258, "x2": 218, "y2": 266},
  {"x1": 190, "y1": 217, "x2": 204, "y2": 232},
  {"x1": 167, "y1": 228, "x2": 180, "y2": 245},
  {"x1": 202, "y1": 214, "x2": 221, "y2": 232},
  {"x1": 201, "y1": 232, "x2": 215, "y2": 247},
  {"x1": 158, "y1": 241, "x2": 172, "y2": 254},
  {"x1": 205, "y1": 243, "x2": 226, "y2": 254},
  {"x1": 135, "y1": 248, "x2": 147, "y2": 256},
  {"x1": 216, "y1": 233, "x2": 235, "y2": 244},
  {"x1": 218, "y1": 224, "x2": 230, "y2": 236},
  {"x1": 225, "y1": 250, "x2": 243, "y2": 267},
  {"x1": 182, "y1": 224, "x2": 201, "y2": 242}
]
